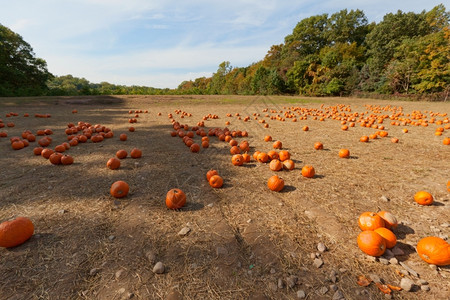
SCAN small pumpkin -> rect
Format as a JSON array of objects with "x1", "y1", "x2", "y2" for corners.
[
  {"x1": 61, "y1": 155, "x2": 74, "y2": 165},
  {"x1": 166, "y1": 188, "x2": 186, "y2": 209},
  {"x1": 273, "y1": 141, "x2": 282, "y2": 149},
  {"x1": 358, "y1": 212, "x2": 385, "y2": 231},
  {"x1": 268, "y1": 175, "x2": 284, "y2": 192},
  {"x1": 119, "y1": 133, "x2": 127, "y2": 141},
  {"x1": 231, "y1": 154, "x2": 244, "y2": 166},
  {"x1": 110, "y1": 181, "x2": 129, "y2": 198},
  {"x1": 206, "y1": 170, "x2": 219, "y2": 181},
  {"x1": 313, "y1": 142, "x2": 323, "y2": 150},
  {"x1": 301, "y1": 165, "x2": 315, "y2": 178},
  {"x1": 107, "y1": 158, "x2": 121, "y2": 170},
  {"x1": 338, "y1": 149, "x2": 350, "y2": 158},
  {"x1": 357, "y1": 230, "x2": 386, "y2": 257},
  {"x1": 130, "y1": 148, "x2": 142, "y2": 158},
  {"x1": 416, "y1": 236, "x2": 450, "y2": 266},
  {"x1": 377, "y1": 211, "x2": 398, "y2": 230},
  {"x1": 116, "y1": 149, "x2": 128, "y2": 159},
  {"x1": 278, "y1": 150, "x2": 290, "y2": 161},
  {"x1": 360, "y1": 136, "x2": 369, "y2": 143},
  {"x1": 374, "y1": 227, "x2": 397, "y2": 249},
  {"x1": 209, "y1": 175, "x2": 223, "y2": 188},
  {"x1": 282, "y1": 159, "x2": 295, "y2": 171},
  {"x1": 257, "y1": 152, "x2": 269, "y2": 163},
  {"x1": 190, "y1": 143, "x2": 200, "y2": 153},
  {"x1": 267, "y1": 150, "x2": 279, "y2": 161},
  {"x1": 0, "y1": 217, "x2": 34, "y2": 248},
  {"x1": 49, "y1": 152, "x2": 63, "y2": 165},
  {"x1": 269, "y1": 159, "x2": 283, "y2": 171},
  {"x1": 414, "y1": 191, "x2": 433, "y2": 206}
]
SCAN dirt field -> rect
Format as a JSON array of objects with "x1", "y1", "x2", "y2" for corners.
[{"x1": 0, "y1": 95, "x2": 449, "y2": 300}]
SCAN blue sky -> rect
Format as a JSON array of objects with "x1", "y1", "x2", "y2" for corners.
[{"x1": 1, "y1": 0, "x2": 446, "y2": 88}]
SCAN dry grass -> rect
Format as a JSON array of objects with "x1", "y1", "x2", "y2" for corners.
[{"x1": 0, "y1": 95, "x2": 449, "y2": 300}]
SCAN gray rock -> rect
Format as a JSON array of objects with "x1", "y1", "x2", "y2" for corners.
[
  {"x1": 384, "y1": 294, "x2": 393, "y2": 299},
  {"x1": 339, "y1": 268, "x2": 347, "y2": 273},
  {"x1": 389, "y1": 257, "x2": 398, "y2": 265},
  {"x1": 421, "y1": 285, "x2": 430, "y2": 292},
  {"x1": 313, "y1": 258, "x2": 324, "y2": 268},
  {"x1": 380, "y1": 195, "x2": 390, "y2": 202},
  {"x1": 400, "y1": 278, "x2": 414, "y2": 292},
  {"x1": 399, "y1": 262, "x2": 419, "y2": 277},
  {"x1": 89, "y1": 268, "x2": 100, "y2": 276},
  {"x1": 115, "y1": 269, "x2": 124, "y2": 279},
  {"x1": 391, "y1": 246, "x2": 405, "y2": 256},
  {"x1": 278, "y1": 278, "x2": 284, "y2": 289},
  {"x1": 429, "y1": 264, "x2": 438, "y2": 271},
  {"x1": 332, "y1": 290, "x2": 345, "y2": 300},
  {"x1": 417, "y1": 279, "x2": 428, "y2": 286},
  {"x1": 145, "y1": 251, "x2": 156, "y2": 264},
  {"x1": 379, "y1": 257, "x2": 390, "y2": 265},
  {"x1": 330, "y1": 284, "x2": 338, "y2": 292},
  {"x1": 178, "y1": 226, "x2": 191, "y2": 236},
  {"x1": 383, "y1": 249, "x2": 394, "y2": 259},
  {"x1": 317, "y1": 242, "x2": 327, "y2": 252},
  {"x1": 118, "y1": 288, "x2": 126, "y2": 294},
  {"x1": 286, "y1": 275, "x2": 298, "y2": 288},
  {"x1": 58, "y1": 209, "x2": 67, "y2": 214},
  {"x1": 166, "y1": 290, "x2": 183, "y2": 300},
  {"x1": 440, "y1": 223, "x2": 450, "y2": 228},
  {"x1": 319, "y1": 286, "x2": 329, "y2": 295},
  {"x1": 310, "y1": 253, "x2": 316, "y2": 259},
  {"x1": 153, "y1": 262, "x2": 165, "y2": 274},
  {"x1": 296, "y1": 290, "x2": 306, "y2": 299},
  {"x1": 400, "y1": 269, "x2": 409, "y2": 276},
  {"x1": 270, "y1": 268, "x2": 276, "y2": 274},
  {"x1": 369, "y1": 274, "x2": 381, "y2": 284},
  {"x1": 108, "y1": 235, "x2": 116, "y2": 241}
]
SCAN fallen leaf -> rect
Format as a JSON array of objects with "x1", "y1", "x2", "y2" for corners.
[
  {"x1": 357, "y1": 275, "x2": 372, "y2": 287},
  {"x1": 387, "y1": 284, "x2": 403, "y2": 291},
  {"x1": 376, "y1": 282, "x2": 392, "y2": 295}
]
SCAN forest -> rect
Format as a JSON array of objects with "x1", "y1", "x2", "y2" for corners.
[{"x1": 0, "y1": 5, "x2": 448, "y2": 99}]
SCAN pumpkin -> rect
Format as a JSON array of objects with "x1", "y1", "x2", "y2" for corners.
[
  {"x1": 61, "y1": 155, "x2": 74, "y2": 165},
  {"x1": 190, "y1": 143, "x2": 200, "y2": 153},
  {"x1": 55, "y1": 144, "x2": 66, "y2": 153},
  {"x1": 374, "y1": 227, "x2": 397, "y2": 248},
  {"x1": 358, "y1": 212, "x2": 385, "y2": 231},
  {"x1": 0, "y1": 217, "x2": 34, "y2": 248},
  {"x1": 267, "y1": 150, "x2": 279, "y2": 161},
  {"x1": 38, "y1": 137, "x2": 51, "y2": 147},
  {"x1": 116, "y1": 149, "x2": 128, "y2": 159},
  {"x1": 239, "y1": 141, "x2": 250, "y2": 152},
  {"x1": 338, "y1": 149, "x2": 350, "y2": 158},
  {"x1": 130, "y1": 148, "x2": 142, "y2": 158},
  {"x1": 257, "y1": 152, "x2": 269, "y2": 163},
  {"x1": 268, "y1": 175, "x2": 284, "y2": 192},
  {"x1": 314, "y1": 142, "x2": 323, "y2": 150},
  {"x1": 230, "y1": 146, "x2": 241, "y2": 155},
  {"x1": 41, "y1": 148, "x2": 54, "y2": 159},
  {"x1": 209, "y1": 175, "x2": 223, "y2": 188},
  {"x1": 278, "y1": 150, "x2": 290, "y2": 161},
  {"x1": 360, "y1": 136, "x2": 369, "y2": 142},
  {"x1": 110, "y1": 181, "x2": 129, "y2": 198},
  {"x1": 166, "y1": 188, "x2": 186, "y2": 209},
  {"x1": 302, "y1": 126, "x2": 309, "y2": 131},
  {"x1": 11, "y1": 140, "x2": 25, "y2": 150},
  {"x1": 273, "y1": 141, "x2": 282, "y2": 149},
  {"x1": 252, "y1": 151, "x2": 261, "y2": 160},
  {"x1": 119, "y1": 133, "x2": 127, "y2": 141},
  {"x1": 128, "y1": 127, "x2": 135, "y2": 132},
  {"x1": 242, "y1": 153, "x2": 251, "y2": 162},
  {"x1": 49, "y1": 152, "x2": 63, "y2": 165},
  {"x1": 231, "y1": 154, "x2": 244, "y2": 166},
  {"x1": 391, "y1": 137, "x2": 399, "y2": 143},
  {"x1": 416, "y1": 236, "x2": 450, "y2": 266},
  {"x1": 206, "y1": 170, "x2": 219, "y2": 181},
  {"x1": 447, "y1": 180, "x2": 450, "y2": 192},
  {"x1": 264, "y1": 135, "x2": 272, "y2": 142},
  {"x1": 269, "y1": 159, "x2": 283, "y2": 171},
  {"x1": 414, "y1": 191, "x2": 433, "y2": 206},
  {"x1": 357, "y1": 231, "x2": 386, "y2": 257},
  {"x1": 377, "y1": 211, "x2": 398, "y2": 229},
  {"x1": 107, "y1": 158, "x2": 121, "y2": 170},
  {"x1": 301, "y1": 165, "x2": 315, "y2": 178},
  {"x1": 443, "y1": 137, "x2": 450, "y2": 145},
  {"x1": 33, "y1": 147, "x2": 44, "y2": 155},
  {"x1": 282, "y1": 159, "x2": 295, "y2": 170}
]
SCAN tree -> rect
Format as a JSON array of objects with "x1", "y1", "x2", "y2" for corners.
[
  {"x1": 325, "y1": 9, "x2": 370, "y2": 46},
  {"x1": 0, "y1": 24, "x2": 52, "y2": 96}
]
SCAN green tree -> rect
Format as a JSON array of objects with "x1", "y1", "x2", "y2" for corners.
[{"x1": 0, "y1": 23, "x2": 52, "y2": 96}]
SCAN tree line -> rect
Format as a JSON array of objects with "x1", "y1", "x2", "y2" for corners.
[{"x1": 1, "y1": 5, "x2": 448, "y2": 99}]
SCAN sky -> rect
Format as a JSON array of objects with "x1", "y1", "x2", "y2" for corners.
[{"x1": 1, "y1": 0, "x2": 446, "y2": 88}]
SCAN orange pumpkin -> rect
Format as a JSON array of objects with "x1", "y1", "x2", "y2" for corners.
[
  {"x1": 273, "y1": 141, "x2": 282, "y2": 149},
  {"x1": 61, "y1": 155, "x2": 74, "y2": 165},
  {"x1": 302, "y1": 126, "x2": 309, "y2": 131},
  {"x1": 338, "y1": 149, "x2": 350, "y2": 158},
  {"x1": 269, "y1": 159, "x2": 283, "y2": 171},
  {"x1": 264, "y1": 135, "x2": 272, "y2": 142},
  {"x1": 374, "y1": 227, "x2": 397, "y2": 249},
  {"x1": 231, "y1": 154, "x2": 244, "y2": 166},
  {"x1": 278, "y1": 150, "x2": 290, "y2": 162},
  {"x1": 360, "y1": 136, "x2": 369, "y2": 143},
  {"x1": 391, "y1": 137, "x2": 399, "y2": 143},
  {"x1": 206, "y1": 170, "x2": 219, "y2": 181},
  {"x1": 230, "y1": 146, "x2": 241, "y2": 155},
  {"x1": 358, "y1": 212, "x2": 385, "y2": 231},
  {"x1": 313, "y1": 142, "x2": 323, "y2": 150},
  {"x1": 357, "y1": 231, "x2": 386, "y2": 257},
  {"x1": 116, "y1": 149, "x2": 127, "y2": 159},
  {"x1": 414, "y1": 191, "x2": 433, "y2": 206},
  {"x1": 209, "y1": 175, "x2": 223, "y2": 188},
  {"x1": 301, "y1": 165, "x2": 315, "y2": 178},
  {"x1": 377, "y1": 211, "x2": 398, "y2": 230},
  {"x1": 242, "y1": 153, "x2": 251, "y2": 162},
  {"x1": 119, "y1": 133, "x2": 127, "y2": 141},
  {"x1": 267, "y1": 150, "x2": 279, "y2": 160},
  {"x1": 282, "y1": 159, "x2": 295, "y2": 170},
  {"x1": 49, "y1": 152, "x2": 63, "y2": 165},
  {"x1": 33, "y1": 147, "x2": 44, "y2": 155},
  {"x1": 110, "y1": 181, "x2": 129, "y2": 198},
  {"x1": 130, "y1": 148, "x2": 142, "y2": 158},
  {"x1": 41, "y1": 148, "x2": 54, "y2": 159},
  {"x1": 0, "y1": 217, "x2": 34, "y2": 248},
  {"x1": 166, "y1": 188, "x2": 186, "y2": 209},
  {"x1": 267, "y1": 175, "x2": 284, "y2": 192},
  {"x1": 416, "y1": 236, "x2": 450, "y2": 266},
  {"x1": 257, "y1": 152, "x2": 269, "y2": 163},
  {"x1": 11, "y1": 140, "x2": 25, "y2": 150},
  {"x1": 107, "y1": 158, "x2": 121, "y2": 170},
  {"x1": 190, "y1": 143, "x2": 200, "y2": 153}
]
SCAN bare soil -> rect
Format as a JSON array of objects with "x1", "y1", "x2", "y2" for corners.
[{"x1": 0, "y1": 95, "x2": 449, "y2": 300}]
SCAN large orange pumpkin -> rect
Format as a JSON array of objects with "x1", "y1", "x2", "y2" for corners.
[
  {"x1": 110, "y1": 181, "x2": 129, "y2": 198},
  {"x1": 130, "y1": 148, "x2": 142, "y2": 158},
  {"x1": 268, "y1": 175, "x2": 284, "y2": 192},
  {"x1": 416, "y1": 236, "x2": 450, "y2": 266},
  {"x1": 358, "y1": 212, "x2": 385, "y2": 231},
  {"x1": 0, "y1": 217, "x2": 34, "y2": 248},
  {"x1": 414, "y1": 191, "x2": 433, "y2": 205},
  {"x1": 166, "y1": 188, "x2": 186, "y2": 209},
  {"x1": 374, "y1": 227, "x2": 397, "y2": 249},
  {"x1": 269, "y1": 159, "x2": 283, "y2": 171},
  {"x1": 209, "y1": 175, "x2": 223, "y2": 188},
  {"x1": 338, "y1": 149, "x2": 350, "y2": 158},
  {"x1": 301, "y1": 165, "x2": 315, "y2": 178},
  {"x1": 357, "y1": 231, "x2": 386, "y2": 257},
  {"x1": 278, "y1": 150, "x2": 290, "y2": 161},
  {"x1": 107, "y1": 158, "x2": 121, "y2": 170},
  {"x1": 231, "y1": 154, "x2": 244, "y2": 166}
]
